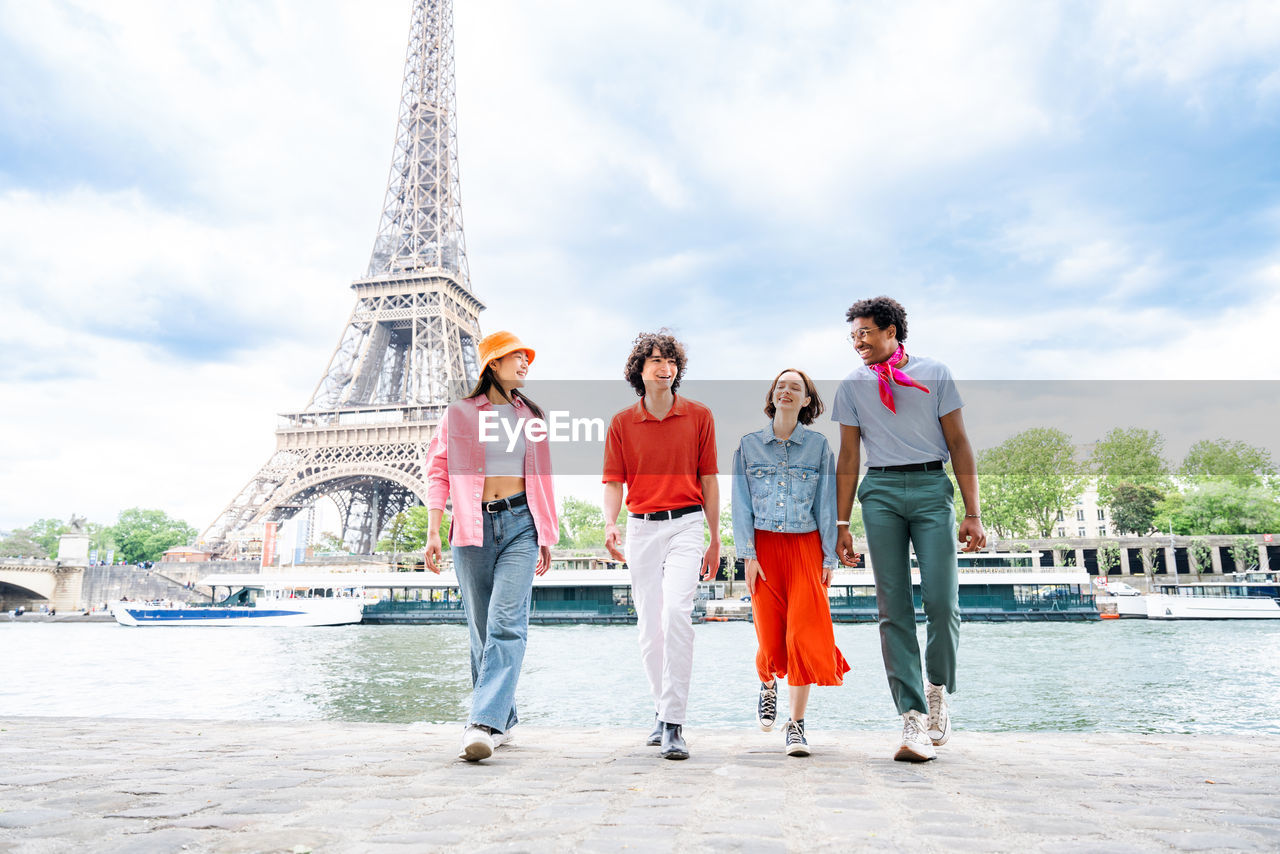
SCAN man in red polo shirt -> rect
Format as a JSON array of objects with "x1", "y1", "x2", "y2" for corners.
[{"x1": 603, "y1": 330, "x2": 720, "y2": 761}]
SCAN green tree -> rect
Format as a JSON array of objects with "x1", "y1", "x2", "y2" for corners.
[
  {"x1": 558, "y1": 497, "x2": 625, "y2": 549},
  {"x1": 1229, "y1": 536, "x2": 1259, "y2": 571},
  {"x1": 1179, "y1": 438, "x2": 1276, "y2": 488},
  {"x1": 1188, "y1": 537, "x2": 1213, "y2": 574},
  {"x1": 87, "y1": 522, "x2": 115, "y2": 558},
  {"x1": 1158, "y1": 482, "x2": 1280, "y2": 535},
  {"x1": 1097, "y1": 542, "x2": 1121, "y2": 576},
  {"x1": 0, "y1": 527, "x2": 45, "y2": 559},
  {"x1": 28, "y1": 518, "x2": 70, "y2": 558},
  {"x1": 976, "y1": 428, "x2": 1088, "y2": 537},
  {"x1": 109, "y1": 508, "x2": 197, "y2": 564},
  {"x1": 1108, "y1": 482, "x2": 1164, "y2": 535},
  {"x1": 1091, "y1": 427, "x2": 1170, "y2": 506},
  {"x1": 317, "y1": 532, "x2": 348, "y2": 554},
  {"x1": 559, "y1": 497, "x2": 607, "y2": 549},
  {"x1": 719, "y1": 506, "x2": 734, "y2": 553},
  {"x1": 377, "y1": 507, "x2": 443, "y2": 564}
]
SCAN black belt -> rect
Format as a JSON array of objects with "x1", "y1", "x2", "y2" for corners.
[
  {"x1": 629, "y1": 504, "x2": 703, "y2": 521},
  {"x1": 482, "y1": 493, "x2": 528, "y2": 513},
  {"x1": 867, "y1": 461, "x2": 945, "y2": 473}
]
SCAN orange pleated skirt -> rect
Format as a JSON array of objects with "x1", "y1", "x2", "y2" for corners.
[{"x1": 751, "y1": 529, "x2": 850, "y2": 686}]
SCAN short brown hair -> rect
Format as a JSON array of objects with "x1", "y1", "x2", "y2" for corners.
[
  {"x1": 763, "y1": 368, "x2": 824, "y2": 425},
  {"x1": 624, "y1": 330, "x2": 687, "y2": 397}
]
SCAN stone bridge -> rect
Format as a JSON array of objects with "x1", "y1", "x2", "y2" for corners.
[{"x1": 0, "y1": 559, "x2": 84, "y2": 613}]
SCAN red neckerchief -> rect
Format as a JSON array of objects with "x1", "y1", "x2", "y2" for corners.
[{"x1": 870, "y1": 345, "x2": 930, "y2": 413}]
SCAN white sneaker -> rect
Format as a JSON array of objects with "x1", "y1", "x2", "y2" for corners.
[
  {"x1": 894, "y1": 710, "x2": 936, "y2": 762},
  {"x1": 492, "y1": 727, "x2": 513, "y2": 748},
  {"x1": 459, "y1": 725, "x2": 494, "y2": 761},
  {"x1": 783, "y1": 719, "x2": 810, "y2": 757},
  {"x1": 925, "y1": 682, "x2": 951, "y2": 746}
]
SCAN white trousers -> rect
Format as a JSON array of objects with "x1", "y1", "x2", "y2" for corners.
[{"x1": 625, "y1": 512, "x2": 705, "y2": 725}]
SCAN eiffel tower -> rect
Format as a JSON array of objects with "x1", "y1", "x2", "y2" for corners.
[{"x1": 201, "y1": 0, "x2": 483, "y2": 556}]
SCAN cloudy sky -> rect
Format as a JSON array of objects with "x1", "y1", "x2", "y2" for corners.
[{"x1": 2, "y1": 0, "x2": 1279, "y2": 534}]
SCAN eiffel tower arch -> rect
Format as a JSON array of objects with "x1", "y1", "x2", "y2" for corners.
[{"x1": 201, "y1": 0, "x2": 482, "y2": 556}]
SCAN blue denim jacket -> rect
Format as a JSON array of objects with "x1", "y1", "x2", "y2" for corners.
[{"x1": 731, "y1": 422, "x2": 838, "y2": 568}]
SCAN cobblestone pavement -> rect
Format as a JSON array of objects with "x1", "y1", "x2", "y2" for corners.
[{"x1": 2, "y1": 717, "x2": 1277, "y2": 853}]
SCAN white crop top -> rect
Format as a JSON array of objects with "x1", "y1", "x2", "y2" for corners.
[{"x1": 483, "y1": 403, "x2": 527, "y2": 477}]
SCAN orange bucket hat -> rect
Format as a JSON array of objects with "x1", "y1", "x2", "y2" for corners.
[{"x1": 478, "y1": 330, "x2": 535, "y2": 369}]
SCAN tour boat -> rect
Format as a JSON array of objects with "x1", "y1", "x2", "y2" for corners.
[
  {"x1": 111, "y1": 579, "x2": 365, "y2": 627},
  {"x1": 1144, "y1": 580, "x2": 1280, "y2": 620}
]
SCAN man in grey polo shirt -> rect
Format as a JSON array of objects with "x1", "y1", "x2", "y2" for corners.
[{"x1": 833, "y1": 296, "x2": 986, "y2": 762}]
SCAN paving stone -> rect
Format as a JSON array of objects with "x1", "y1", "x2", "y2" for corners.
[
  {"x1": 0, "y1": 772, "x2": 75, "y2": 786},
  {"x1": 0, "y1": 808, "x2": 73, "y2": 828},
  {"x1": 100, "y1": 828, "x2": 210, "y2": 854},
  {"x1": 1, "y1": 719, "x2": 1278, "y2": 853},
  {"x1": 370, "y1": 830, "x2": 466, "y2": 845},
  {"x1": 1151, "y1": 831, "x2": 1270, "y2": 851},
  {"x1": 104, "y1": 802, "x2": 214, "y2": 819}
]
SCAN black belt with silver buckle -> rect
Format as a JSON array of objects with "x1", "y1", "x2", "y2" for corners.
[
  {"x1": 867, "y1": 461, "x2": 945, "y2": 473},
  {"x1": 629, "y1": 504, "x2": 703, "y2": 521},
  {"x1": 482, "y1": 493, "x2": 529, "y2": 513}
]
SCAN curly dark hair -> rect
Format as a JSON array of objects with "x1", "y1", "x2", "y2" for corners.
[
  {"x1": 624, "y1": 330, "x2": 687, "y2": 397},
  {"x1": 763, "y1": 368, "x2": 824, "y2": 425},
  {"x1": 845, "y1": 296, "x2": 908, "y2": 343}
]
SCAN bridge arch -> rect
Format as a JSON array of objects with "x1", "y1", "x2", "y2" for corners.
[
  {"x1": 257, "y1": 464, "x2": 428, "y2": 554},
  {"x1": 0, "y1": 564, "x2": 58, "y2": 603}
]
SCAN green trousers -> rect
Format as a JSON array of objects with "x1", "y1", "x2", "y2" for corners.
[{"x1": 858, "y1": 469, "x2": 959, "y2": 715}]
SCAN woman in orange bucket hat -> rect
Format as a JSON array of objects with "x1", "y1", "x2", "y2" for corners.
[{"x1": 423, "y1": 330, "x2": 558, "y2": 762}]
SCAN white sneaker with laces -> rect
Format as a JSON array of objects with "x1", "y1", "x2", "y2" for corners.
[
  {"x1": 783, "y1": 718, "x2": 810, "y2": 757},
  {"x1": 894, "y1": 710, "x2": 936, "y2": 762},
  {"x1": 459, "y1": 725, "x2": 494, "y2": 761},
  {"x1": 925, "y1": 682, "x2": 951, "y2": 746}
]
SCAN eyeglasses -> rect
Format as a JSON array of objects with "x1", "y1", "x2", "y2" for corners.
[{"x1": 849, "y1": 326, "x2": 881, "y2": 343}]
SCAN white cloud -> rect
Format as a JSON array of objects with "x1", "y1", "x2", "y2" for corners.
[
  {"x1": 1095, "y1": 0, "x2": 1280, "y2": 95},
  {"x1": 3, "y1": 0, "x2": 1280, "y2": 534}
]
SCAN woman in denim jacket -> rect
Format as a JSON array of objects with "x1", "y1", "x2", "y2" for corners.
[{"x1": 732, "y1": 368, "x2": 850, "y2": 757}]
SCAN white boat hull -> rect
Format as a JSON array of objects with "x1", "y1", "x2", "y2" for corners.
[
  {"x1": 1095, "y1": 595, "x2": 1149, "y2": 618},
  {"x1": 1145, "y1": 594, "x2": 1280, "y2": 620},
  {"x1": 112, "y1": 600, "x2": 363, "y2": 627}
]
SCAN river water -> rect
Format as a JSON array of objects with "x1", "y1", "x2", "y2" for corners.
[{"x1": 2, "y1": 621, "x2": 1277, "y2": 734}]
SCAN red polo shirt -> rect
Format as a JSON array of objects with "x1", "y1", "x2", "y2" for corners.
[{"x1": 602, "y1": 394, "x2": 718, "y2": 514}]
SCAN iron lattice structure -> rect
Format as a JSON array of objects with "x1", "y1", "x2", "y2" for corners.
[{"x1": 201, "y1": 0, "x2": 482, "y2": 556}]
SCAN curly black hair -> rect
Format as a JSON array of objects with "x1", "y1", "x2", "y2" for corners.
[
  {"x1": 624, "y1": 330, "x2": 687, "y2": 397},
  {"x1": 845, "y1": 296, "x2": 908, "y2": 343}
]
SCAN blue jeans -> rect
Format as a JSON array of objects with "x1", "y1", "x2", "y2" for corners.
[{"x1": 452, "y1": 499, "x2": 539, "y2": 733}]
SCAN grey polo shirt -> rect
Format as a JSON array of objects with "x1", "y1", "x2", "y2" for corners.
[{"x1": 830, "y1": 354, "x2": 963, "y2": 467}]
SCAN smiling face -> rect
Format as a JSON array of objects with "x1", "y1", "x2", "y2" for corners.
[
  {"x1": 640, "y1": 346, "x2": 679, "y2": 392},
  {"x1": 849, "y1": 316, "x2": 899, "y2": 365},
  {"x1": 771, "y1": 371, "x2": 811, "y2": 416},
  {"x1": 489, "y1": 349, "x2": 530, "y2": 390}
]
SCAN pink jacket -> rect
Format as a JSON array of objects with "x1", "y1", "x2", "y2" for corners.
[{"x1": 424, "y1": 395, "x2": 559, "y2": 548}]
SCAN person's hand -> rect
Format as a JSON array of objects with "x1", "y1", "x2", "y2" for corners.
[
  {"x1": 700, "y1": 539, "x2": 721, "y2": 581},
  {"x1": 745, "y1": 558, "x2": 764, "y2": 595},
  {"x1": 958, "y1": 517, "x2": 987, "y2": 553},
  {"x1": 424, "y1": 532, "x2": 443, "y2": 574},
  {"x1": 821, "y1": 565, "x2": 833, "y2": 587},
  {"x1": 605, "y1": 523, "x2": 625, "y2": 562},
  {"x1": 837, "y1": 528, "x2": 860, "y2": 567},
  {"x1": 535, "y1": 545, "x2": 551, "y2": 576}
]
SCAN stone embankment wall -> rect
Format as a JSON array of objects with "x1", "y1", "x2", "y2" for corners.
[{"x1": 78, "y1": 561, "x2": 259, "y2": 609}]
